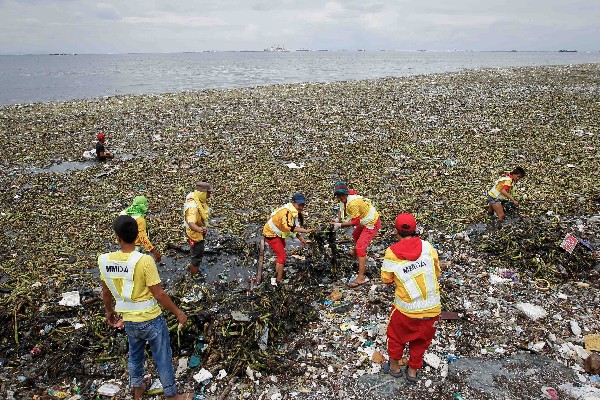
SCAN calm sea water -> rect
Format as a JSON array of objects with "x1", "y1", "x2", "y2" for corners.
[{"x1": 1, "y1": 51, "x2": 600, "y2": 106}]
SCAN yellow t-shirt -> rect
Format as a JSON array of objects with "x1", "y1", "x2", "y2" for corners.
[
  {"x1": 345, "y1": 197, "x2": 379, "y2": 227},
  {"x1": 263, "y1": 204, "x2": 296, "y2": 238},
  {"x1": 135, "y1": 217, "x2": 154, "y2": 251},
  {"x1": 99, "y1": 250, "x2": 162, "y2": 322}
]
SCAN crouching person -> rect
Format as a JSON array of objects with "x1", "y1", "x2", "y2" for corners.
[
  {"x1": 381, "y1": 213, "x2": 441, "y2": 383},
  {"x1": 99, "y1": 215, "x2": 191, "y2": 400}
]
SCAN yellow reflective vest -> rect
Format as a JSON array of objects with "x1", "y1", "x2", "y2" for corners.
[{"x1": 263, "y1": 203, "x2": 299, "y2": 239}]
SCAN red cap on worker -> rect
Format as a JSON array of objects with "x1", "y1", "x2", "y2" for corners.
[
  {"x1": 395, "y1": 213, "x2": 416, "y2": 232},
  {"x1": 97, "y1": 133, "x2": 105, "y2": 141}
]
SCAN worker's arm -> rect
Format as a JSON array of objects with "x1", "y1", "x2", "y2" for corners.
[
  {"x1": 148, "y1": 284, "x2": 187, "y2": 326},
  {"x1": 499, "y1": 187, "x2": 519, "y2": 206}
]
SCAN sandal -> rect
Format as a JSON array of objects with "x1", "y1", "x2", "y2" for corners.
[
  {"x1": 382, "y1": 361, "x2": 403, "y2": 378},
  {"x1": 405, "y1": 366, "x2": 420, "y2": 383},
  {"x1": 347, "y1": 277, "x2": 370, "y2": 288}
]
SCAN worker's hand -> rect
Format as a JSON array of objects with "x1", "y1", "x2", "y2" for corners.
[
  {"x1": 151, "y1": 248, "x2": 162, "y2": 262},
  {"x1": 176, "y1": 310, "x2": 187, "y2": 327},
  {"x1": 513, "y1": 200, "x2": 520, "y2": 207},
  {"x1": 331, "y1": 222, "x2": 342, "y2": 231},
  {"x1": 299, "y1": 237, "x2": 307, "y2": 248},
  {"x1": 106, "y1": 311, "x2": 123, "y2": 328}
]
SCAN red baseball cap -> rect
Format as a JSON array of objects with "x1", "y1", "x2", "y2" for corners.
[
  {"x1": 97, "y1": 133, "x2": 105, "y2": 141},
  {"x1": 395, "y1": 213, "x2": 416, "y2": 232}
]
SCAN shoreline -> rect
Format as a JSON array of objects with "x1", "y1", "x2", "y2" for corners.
[{"x1": 0, "y1": 63, "x2": 599, "y2": 399}]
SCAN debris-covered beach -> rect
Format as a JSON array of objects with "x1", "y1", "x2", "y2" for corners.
[{"x1": 0, "y1": 63, "x2": 599, "y2": 399}]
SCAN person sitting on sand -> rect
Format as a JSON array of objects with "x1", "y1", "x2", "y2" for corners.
[
  {"x1": 120, "y1": 196, "x2": 161, "y2": 262},
  {"x1": 330, "y1": 181, "x2": 380, "y2": 288},
  {"x1": 99, "y1": 215, "x2": 191, "y2": 400},
  {"x1": 96, "y1": 133, "x2": 114, "y2": 160},
  {"x1": 263, "y1": 193, "x2": 313, "y2": 285},
  {"x1": 381, "y1": 213, "x2": 441, "y2": 383},
  {"x1": 487, "y1": 166, "x2": 525, "y2": 222}
]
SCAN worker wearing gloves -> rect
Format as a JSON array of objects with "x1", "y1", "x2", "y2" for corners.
[
  {"x1": 183, "y1": 182, "x2": 211, "y2": 276},
  {"x1": 263, "y1": 193, "x2": 313, "y2": 285},
  {"x1": 380, "y1": 213, "x2": 441, "y2": 383},
  {"x1": 487, "y1": 166, "x2": 525, "y2": 222},
  {"x1": 120, "y1": 196, "x2": 161, "y2": 262},
  {"x1": 330, "y1": 181, "x2": 380, "y2": 288}
]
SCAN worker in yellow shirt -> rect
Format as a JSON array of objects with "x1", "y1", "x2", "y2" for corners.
[
  {"x1": 331, "y1": 181, "x2": 380, "y2": 288},
  {"x1": 183, "y1": 182, "x2": 211, "y2": 276},
  {"x1": 487, "y1": 166, "x2": 526, "y2": 223},
  {"x1": 120, "y1": 196, "x2": 161, "y2": 262},
  {"x1": 380, "y1": 213, "x2": 441, "y2": 383},
  {"x1": 99, "y1": 215, "x2": 190, "y2": 399},
  {"x1": 263, "y1": 193, "x2": 313, "y2": 284}
]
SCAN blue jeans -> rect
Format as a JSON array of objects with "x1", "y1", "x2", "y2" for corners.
[{"x1": 124, "y1": 315, "x2": 178, "y2": 397}]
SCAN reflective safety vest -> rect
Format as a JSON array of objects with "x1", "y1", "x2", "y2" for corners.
[
  {"x1": 381, "y1": 240, "x2": 440, "y2": 313},
  {"x1": 488, "y1": 175, "x2": 514, "y2": 201},
  {"x1": 98, "y1": 251, "x2": 158, "y2": 313},
  {"x1": 183, "y1": 192, "x2": 208, "y2": 229},
  {"x1": 268, "y1": 203, "x2": 299, "y2": 239},
  {"x1": 339, "y1": 194, "x2": 377, "y2": 226}
]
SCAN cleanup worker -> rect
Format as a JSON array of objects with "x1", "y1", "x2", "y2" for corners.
[
  {"x1": 263, "y1": 193, "x2": 313, "y2": 285},
  {"x1": 95, "y1": 133, "x2": 114, "y2": 160},
  {"x1": 183, "y1": 182, "x2": 211, "y2": 276},
  {"x1": 487, "y1": 166, "x2": 526, "y2": 222},
  {"x1": 120, "y1": 196, "x2": 161, "y2": 262},
  {"x1": 380, "y1": 213, "x2": 441, "y2": 383},
  {"x1": 330, "y1": 181, "x2": 380, "y2": 288},
  {"x1": 99, "y1": 215, "x2": 190, "y2": 400}
]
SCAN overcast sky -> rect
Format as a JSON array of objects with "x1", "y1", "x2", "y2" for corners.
[{"x1": 1, "y1": 0, "x2": 598, "y2": 54}]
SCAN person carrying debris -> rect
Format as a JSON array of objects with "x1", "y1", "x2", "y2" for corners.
[
  {"x1": 331, "y1": 181, "x2": 380, "y2": 288},
  {"x1": 95, "y1": 133, "x2": 114, "y2": 160},
  {"x1": 120, "y1": 196, "x2": 161, "y2": 262},
  {"x1": 262, "y1": 193, "x2": 313, "y2": 284},
  {"x1": 380, "y1": 213, "x2": 441, "y2": 383},
  {"x1": 99, "y1": 215, "x2": 190, "y2": 400},
  {"x1": 183, "y1": 182, "x2": 211, "y2": 276},
  {"x1": 487, "y1": 166, "x2": 526, "y2": 222}
]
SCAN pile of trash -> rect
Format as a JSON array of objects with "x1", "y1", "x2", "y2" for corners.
[{"x1": 0, "y1": 63, "x2": 599, "y2": 398}]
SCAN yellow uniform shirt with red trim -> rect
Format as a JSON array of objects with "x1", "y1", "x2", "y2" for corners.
[
  {"x1": 99, "y1": 251, "x2": 162, "y2": 322},
  {"x1": 263, "y1": 204, "x2": 296, "y2": 238},
  {"x1": 381, "y1": 243, "x2": 441, "y2": 319},
  {"x1": 345, "y1": 196, "x2": 379, "y2": 227}
]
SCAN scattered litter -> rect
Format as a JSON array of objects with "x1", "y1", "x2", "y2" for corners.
[
  {"x1": 193, "y1": 369, "x2": 213, "y2": 384},
  {"x1": 58, "y1": 291, "x2": 80, "y2": 307},
  {"x1": 585, "y1": 334, "x2": 600, "y2": 351},
  {"x1": 97, "y1": 383, "x2": 120, "y2": 397},
  {"x1": 285, "y1": 162, "x2": 305, "y2": 169},
  {"x1": 515, "y1": 303, "x2": 547, "y2": 321}
]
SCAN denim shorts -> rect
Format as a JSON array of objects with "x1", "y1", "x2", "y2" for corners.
[
  {"x1": 124, "y1": 315, "x2": 178, "y2": 397},
  {"x1": 487, "y1": 195, "x2": 503, "y2": 204}
]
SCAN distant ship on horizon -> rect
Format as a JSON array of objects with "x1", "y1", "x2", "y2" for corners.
[{"x1": 264, "y1": 44, "x2": 289, "y2": 52}]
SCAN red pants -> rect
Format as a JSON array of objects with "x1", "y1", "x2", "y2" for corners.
[
  {"x1": 352, "y1": 218, "x2": 381, "y2": 257},
  {"x1": 386, "y1": 307, "x2": 439, "y2": 370},
  {"x1": 265, "y1": 237, "x2": 286, "y2": 264}
]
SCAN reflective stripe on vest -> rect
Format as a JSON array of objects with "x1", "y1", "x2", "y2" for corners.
[
  {"x1": 381, "y1": 240, "x2": 440, "y2": 313},
  {"x1": 268, "y1": 203, "x2": 298, "y2": 238},
  {"x1": 183, "y1": 192, "x2": 207, "y2": 229},
  {"x1": 99, "y1": 252, "x2": 158, "y2": 313},
  {"x1": 340, "y1": 195, "x2": 377, "y2": 226},
  {"x1": 488, "y1": 176, "x2": 513, "y2": 200}
]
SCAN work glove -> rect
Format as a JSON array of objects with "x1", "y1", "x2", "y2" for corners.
[{"x1": 332, "y1": 222, "x2": 342, "y2": 231}]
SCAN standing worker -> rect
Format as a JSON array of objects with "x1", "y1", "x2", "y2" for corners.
[
  {"x1": 183, "y1": 182, "x2": 211, "y2": 276},
  {"x1": 380, "y1": 213, "x2": 441, "y2": 383},
  {"x1": 120, "y1": 196, "x2": 161, "y2": 262},
  {"x1": 99, "y1": 215, "x2": 190, "y2": 400},
  {"x1": 263, "y1": 193, "x2": 313, "y2": 285},
  {"x1": 95, "y1": 133, "x2": 114, "y2": 160},
  {"x1": 330, "y1": 181, "x2": 380, "y2": 288},
  {"x1": 487, "y1": 166, "x2": 526, "y2": 223}
]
